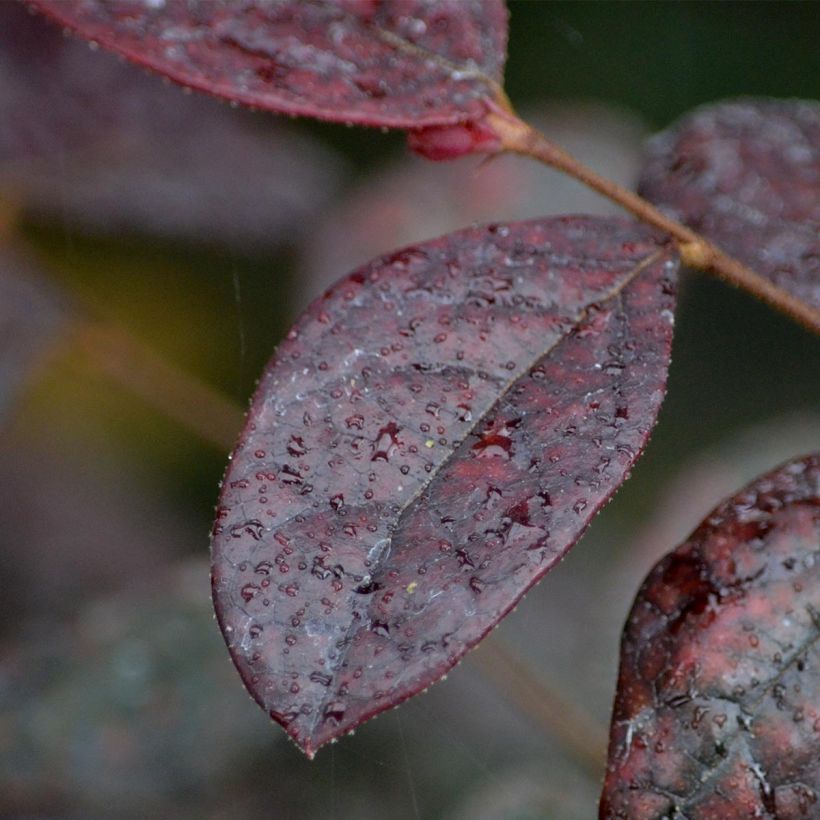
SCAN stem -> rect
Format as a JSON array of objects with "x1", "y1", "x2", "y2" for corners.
[
  {"x1": 486, "y1": 111, "x2": 820, "y2": 335},
  {"x1": 469, "y1": 634, "x2": 607, "y2": 777},
  {"x1": 72, "y1": 319, "x2": 244, "y2": 451}
]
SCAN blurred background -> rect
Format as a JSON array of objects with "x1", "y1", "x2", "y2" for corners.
[{"x1": 1, "y1": 2, "x2": 818, "y2": 818}]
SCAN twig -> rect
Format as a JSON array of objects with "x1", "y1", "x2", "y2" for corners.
[
  {"x1": 469, "y1": 633, "x2": 608, "y2": 777},
  {"x1": 487, "y1": 110, "x2": 820, "y2": 335},
  {"x1": 71, "y1": 319, "x2": 243, "y2": 451}
]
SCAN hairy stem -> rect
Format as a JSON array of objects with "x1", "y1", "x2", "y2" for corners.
[{"x1": 487, "y1": 111, "x2": 820, "y2": 335}]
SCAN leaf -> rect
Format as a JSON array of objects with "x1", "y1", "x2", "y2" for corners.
[
  {"x1": 210, "y1": 215, "x2": 679, "y2": 757},
  {"x1": 638, "y1": 99, "x2": 820, "y2": 310},
  {"x1": 600, "y1": 453, "x2": 820, "y2": 819},
  {"x1": 29, "y1": 0, "x2": 509, "y2": 146},
  {"x1": 0, "y1": 3, "x2": 345, "y2": 249}
]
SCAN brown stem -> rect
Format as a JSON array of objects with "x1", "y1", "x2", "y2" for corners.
[
  {"x1": 469, "y1": 634, "x2": 608, "y2": 777},
  {"x1": 486, "y1": 111, "x2": 820, "y2": 335}
]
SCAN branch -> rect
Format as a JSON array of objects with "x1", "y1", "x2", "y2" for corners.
[
  {"x1": 71, "y1": 319, "x2": 244, "y2": 452},
  {"x1": 469, "y1": 634, "x2": 608, "y2": 777},
  {"x1": 487, "y1": 111, "x2": 820, "y2": 336}
]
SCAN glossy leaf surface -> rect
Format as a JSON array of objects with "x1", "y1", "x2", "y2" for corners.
[
  {"x1": 639, "y1": 99, "x2": 820, "y2": 310},
  {"x1": 211, "y1": 216, "x2": 678, "y2": 756},
  {"x1": 30, "y1": 0, "x2": 508, "y2": 132},
  {"x1": 601, "y1": 454, "x2": 820, "y2": 819}
]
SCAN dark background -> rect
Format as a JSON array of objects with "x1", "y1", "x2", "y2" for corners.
[{"x1": 1, "y1": 2, "x2": 818, "y2": 818}]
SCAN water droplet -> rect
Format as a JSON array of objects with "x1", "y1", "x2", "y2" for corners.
[
  {"x1": 372, "y1": 422, "x2": 401, "y2": 462},
  {"x1": 323, "y1": 701, "x2": 347, "y2": 724},
  {"x1": 345, "y1": 413, "x2": 364, "y2": 429},
  {"x1": 240, "y1": 583, "x2": 260, "y2": 603},
  {"x1": 287, "y1": 435, "x2": 308, "y2": 457},
  {"x1": 355, "y1": 577, "x2": 383, "y2": 594},
  {"x1": 455, "y1": 548, "x2": 474, "y2": 569},
  {"x1": 231, "y1": 520, "x2": 265, "y2": 540}
]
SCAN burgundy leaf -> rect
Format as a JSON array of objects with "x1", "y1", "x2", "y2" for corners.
[
  {"x1": 600, "y1": 453, "x2": 820, "y2": 819},
  {"x1": 29, "y1": 0, "x2": 509, "y2": 141},
  {"x1": 0, "y1": 3, "x2": 344, "y2": 248},
  {"x1": 210, "y1": 216, "x2": 678, "y2": 757},
  {"x1": 639, "y1": 99, "x2": 820, "y2": 310}
]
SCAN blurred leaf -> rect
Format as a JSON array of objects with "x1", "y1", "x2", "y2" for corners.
[
  {"x1": 639, "y1": 98, "x2": 820, "y2": 310},
  {"x1": 0, "y1": 560, "x2": 274, "y2": 816},
  {"x1": 0, "y1": 246, "x2": 67, "y2": 419},
  {"x1": 0, "y1": 3, "x2": 346, "y2": 249}
]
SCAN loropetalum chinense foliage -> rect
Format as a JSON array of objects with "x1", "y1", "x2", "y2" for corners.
[{"x1": 27, "y1": 2, "x2": 819, "y2": 815}]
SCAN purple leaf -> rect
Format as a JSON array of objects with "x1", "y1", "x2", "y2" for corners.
[
  {"x1": 600, "y1": 453, "x2": 820, "y2": 819},
  {"x1": 210, "y1": 216, "x2": 679, "y2": 757},
  {"x1": 29, "y1": 0, "x2": 509, "y2": 140},
  {"x1": 0, "y1": 2, "x2": 344, "y2": 248},
  {"x1": 639, "y1": 99, "x2": 820, "y2": 310}
]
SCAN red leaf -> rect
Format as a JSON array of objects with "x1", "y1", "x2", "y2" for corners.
[
  {"x1": 210, "y1": 216, "x2": 678, "y2": 757},
  {"x1": 639, "y1": 99, "x2": 820, "y2": 310},
  {"x1": 29, "y1": 0, "x2": 509, "y2": 135},
  {"x1": 600, "y1": 453, "x2": 820, "y2": 819}
]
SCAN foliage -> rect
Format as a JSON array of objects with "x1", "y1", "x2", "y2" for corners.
[{"x1": 6, "y1": 1, "x2": 819, "y2": 816}]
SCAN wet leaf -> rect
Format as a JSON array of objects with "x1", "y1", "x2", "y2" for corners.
[
  {"x1": 29, "y1": 0, "x2": 509, "y2": 142},
  {"x1": 600, "y1": 453, "x2": 820, "y2": 819},
  {"x1": 639, "y1": 99, "x2": 820, "y2": 310},
  {"x1": 210, "y1": 216, "x2": 679, "y2": 757},
  {"x1": 0, "y1": 3, "x2": 344, "y2": 248}
]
